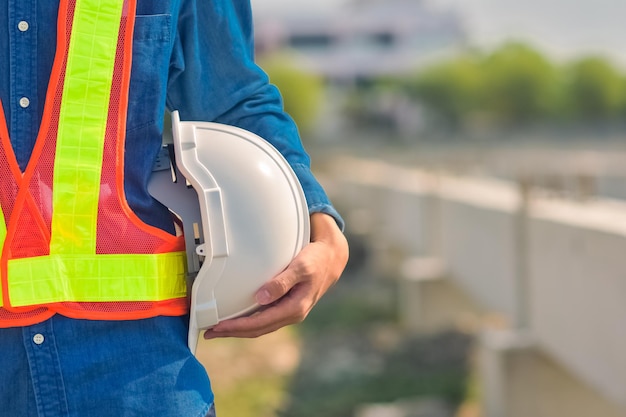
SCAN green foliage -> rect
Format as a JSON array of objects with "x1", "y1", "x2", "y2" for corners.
[
  {"x1": 280, "y1": 330, "x2": 471, "y2": 417},
  {"x1": 481, "y1": 42, "x2": 558, "y2": 125},
  {"x1": 562, "y1": 56, "x2": 625, "y2": 121},
  {"x1": 296, "y1": 291, "x2": 397, "y2": 334},
  {"x1": 386, "y1": 41, "x2": 626, "y2": 131},
  {"x1": 408, "y1": 54, "x2": 484, "y2": 128},
  {"x1": 259, "y1": 55, "x2": 325, "y2": 136}
]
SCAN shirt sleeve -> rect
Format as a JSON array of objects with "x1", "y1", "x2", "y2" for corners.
[{"x1": 166, "y1": 0, "x2": 344, "y2": 230}]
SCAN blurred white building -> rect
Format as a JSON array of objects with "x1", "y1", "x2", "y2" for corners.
[{"x1": 254, "y1": 0, "x2": 467, "y2": 83}]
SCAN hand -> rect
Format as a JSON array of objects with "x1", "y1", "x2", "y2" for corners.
[{"x1": 203, "y1": 212, "x2": 349, "y2": 339}]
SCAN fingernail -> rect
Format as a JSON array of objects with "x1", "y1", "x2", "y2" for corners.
[
  {"x1": 256, "y1": 289, "x2": 272, "y2": 304},
  {"x1": 203, "y1": 330, "x2": 217, "y2": 340}
]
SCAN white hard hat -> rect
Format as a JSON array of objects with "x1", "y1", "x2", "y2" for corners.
[{"x1": 149, "y1": 111, "x2": 310, "y2": 354}]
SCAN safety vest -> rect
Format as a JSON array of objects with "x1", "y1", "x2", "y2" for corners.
[{"x1": 0, "y1": 0, "x2": 188, "y2": 327}]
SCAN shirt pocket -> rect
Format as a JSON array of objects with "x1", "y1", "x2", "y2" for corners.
[{"x1": 127, "y1": 14, "x2": 172, "y2": 131}]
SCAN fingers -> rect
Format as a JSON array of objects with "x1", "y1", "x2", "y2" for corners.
[
  {"x1": 203, "y1": 283, "x2": 311, "y2": 339},
  {"x1": 203, "y1": 246, "x2": 318, "y2": 339},
  {"x1": 202, "y1": 213, "x2": 349, "y2": 340}
]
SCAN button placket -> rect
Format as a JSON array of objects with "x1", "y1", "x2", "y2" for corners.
[
  {"x1": 23, "y1": 320, "x2": 70, "y2": 416},
  {"x1": 8, "y1": 5, "x2": 38, "y2": 167}
]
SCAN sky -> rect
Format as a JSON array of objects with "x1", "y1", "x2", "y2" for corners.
[{"x1": 252, "y1": 0, "x2": 626, "y2": 67}]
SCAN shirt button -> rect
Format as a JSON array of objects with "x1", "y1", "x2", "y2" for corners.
[
  {"x1": 33, "y1": 334, "x2": 45, "y2": 345},
  {"x1": 17, "y1": 21, "x2": 29, "y2": 32},
  {"x1": 19, "y1": 97, "x2": 30, "y2": 108}
]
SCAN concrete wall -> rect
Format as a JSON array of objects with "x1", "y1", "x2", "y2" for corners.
[
  {"x1": 529, "y1": 198, "x2": 626, "y2": 407},
  {"x1": 326, "y1": 156, "x2": 626, "y2": 415},
  {"x1": 437, "y1": 176, "x2": 523, "y2": 327}
]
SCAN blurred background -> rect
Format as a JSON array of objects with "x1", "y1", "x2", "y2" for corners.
[{"x1": 197, "y1": 0, "x2": 626, "y2": 416}]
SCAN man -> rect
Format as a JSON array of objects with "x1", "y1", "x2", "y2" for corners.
[{"x1": 0, "y1": 1, "x2": 348, "y2": 416}]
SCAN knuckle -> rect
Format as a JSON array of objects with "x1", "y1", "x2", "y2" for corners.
[
  {"x1": 270, "y1": 276, "x2": 292, "y2": 296},
  {"x1": 278, "y1": 277, "x2": 294, "y2": 294},
  {"x1": 296, "y1": 258, "x2": 317, "y2": 279}
]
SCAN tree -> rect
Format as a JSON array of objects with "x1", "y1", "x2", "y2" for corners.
[
  {"x1": 407, "y1": 54, "x2": 484, "y2": 129},
  {"x1": 562, "y1": 56, "x2": 624, "y2": 122},
  {"x1": 481, "y1": 42, "x2": 558, "y2": 126}
]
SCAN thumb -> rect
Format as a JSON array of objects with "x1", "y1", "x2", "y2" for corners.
[{"x1": 255, "y1": 265, "x2": 299, "y2": 305}]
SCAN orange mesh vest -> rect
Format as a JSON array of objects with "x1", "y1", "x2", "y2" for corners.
[{"x1": 0, "y1": 0, "x2": 188, "y2": 327}]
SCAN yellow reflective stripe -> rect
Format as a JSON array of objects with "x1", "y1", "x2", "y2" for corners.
[
  {"x1": 7, "y1": 252, "x2": 186, "y2": 307},
  {"x1": 51, "y1": 0, "x2": 124, "y2": 255}
]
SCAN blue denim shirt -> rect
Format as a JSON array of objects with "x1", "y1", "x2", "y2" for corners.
[
  {"x1": 0, "y1": 0, "x2": 342, "y2": 232},
  {"x1": 0, "y1": 0, "x2": 341, "y2": 415}
]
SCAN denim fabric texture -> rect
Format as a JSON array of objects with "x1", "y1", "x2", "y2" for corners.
[
  {"x1": 0, "y1": 315, "x2": 214, "y2": 417},
  {"x1": 0, "y1": 0, "x2": 342, "y2": 415}
]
